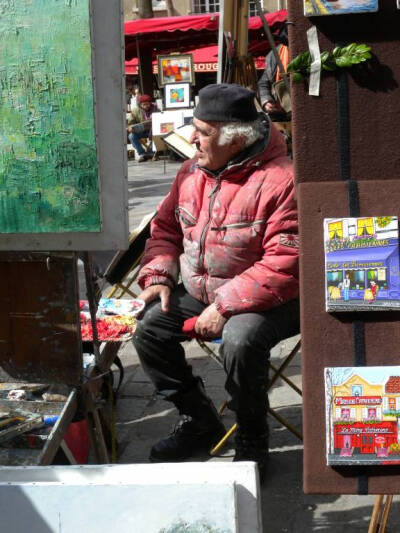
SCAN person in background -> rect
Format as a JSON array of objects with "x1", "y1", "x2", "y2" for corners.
[
  {"x1": 127, "y1": 94, "x2": 158, "y2": 162},
  {"x1": 258, "y1": 25, "x2": 289, "y2": 116},
  {"x1": 132, "y1": 84, "x2": 300, "y2": 482}
]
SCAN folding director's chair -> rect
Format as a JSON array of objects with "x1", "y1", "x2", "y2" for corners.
[
  {"x1": 104, "y1": 212, "x2": 155, "y2": 298},
  {"x1": 196, "y1": 337, "x2": 302, "y2": 455}
]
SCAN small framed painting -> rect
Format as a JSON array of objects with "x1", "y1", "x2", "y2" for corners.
[
  {"x1": 164, "y1": 83, "x2": 191, "y2": 109},
  {"x1": 160, "y1": 122, "x2": 175, "y2": 134},
  {"x1": 157, "y1": 54, "x2": 194, "y2": 86},
  {"x1": 304, "y1": 0, "x2": 378, "y2": 17},
  {"x1": 324, "y1": 216, "x2": 400, "y2": 312},
  {"x1": 325, "y1": 366, "x2": 400, "y2": 466}
]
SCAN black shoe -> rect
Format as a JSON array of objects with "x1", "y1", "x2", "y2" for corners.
[
  {"x1": 149, "y1": 415, "x2": 226, "y2": 462},
  {"x1": 234, "y1": 430, "x2": 269, "y2": 483}
]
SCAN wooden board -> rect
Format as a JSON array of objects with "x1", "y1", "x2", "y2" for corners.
[{"x1": 0, "y1": 253, "x2": 82, "y2": 386}]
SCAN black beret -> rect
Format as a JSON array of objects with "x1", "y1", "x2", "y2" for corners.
[{"x1": 194, "y1": 83, "x2": 258, "y2": 122}]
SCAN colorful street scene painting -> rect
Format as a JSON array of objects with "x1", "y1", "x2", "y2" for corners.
[
  {"x1": 304, "y1": 0, "x2": 378, "y2": 17},
  {"x1": 324, "y1": 216, "x2": 400, "y2": 311},
  {"x1": 0, "y1": 0, "x2": 100, "y2": 233},
  {"x1": 325, "y1": 367, "x2": 400, "y2": 466}
]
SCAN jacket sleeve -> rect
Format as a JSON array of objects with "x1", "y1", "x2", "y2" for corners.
[
  {"x1": 258, "y1": 49, "x2": 278, "y2": 106},
  {"x1": 137, "y1": 174, "x2": 184, "y2": 290},
  {"x1": 213, "y1": 177, "x2": 299, "y2": 317}
]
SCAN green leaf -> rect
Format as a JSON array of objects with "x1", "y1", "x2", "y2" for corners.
[
  {"x1": 335, "y1": 56, "x2": 352, "y2": 68},
  {"x1": 291, "y1": 72, "x2": 305, "y2": 83}
]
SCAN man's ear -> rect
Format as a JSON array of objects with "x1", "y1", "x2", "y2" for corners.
[{"x1": 232, "y1": 135, "x2": 246, "y2": 151}]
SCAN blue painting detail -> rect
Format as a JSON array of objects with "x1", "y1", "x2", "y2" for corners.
[
  {"x1": 305, "y1": 0, "x2": 379, "y2": 17},
  {"x1": 324, "y1": 217, "x2": 400, "y2": 311}
]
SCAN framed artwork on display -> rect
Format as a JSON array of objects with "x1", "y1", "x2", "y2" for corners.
[
  {"x1": 304, "y1": 0, "x2": 378, "y2": 16},
  {"x1": 0, "y1": 0, "x2": 128, "y2": 250},
  {"x1": 324, "y1": 216, "x2": 400, "y2": 312},
  {"x1": 164, "y1": 83, "x2": 191, "y2": 109},
  {"x1": 325, "y1": 366, "x2": 400, "y2": 466},
  {"x1": 157, "y1": 54, "x2": 194, "y2": 87}
]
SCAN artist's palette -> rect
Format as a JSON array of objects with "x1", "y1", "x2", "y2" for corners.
[{"x1": 79, "y1": 298, "x2": 145, "y2": 341}]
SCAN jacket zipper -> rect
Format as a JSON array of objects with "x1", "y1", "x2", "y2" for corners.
[
  {"x1": 199, "y1": 179, "x2": 221, "y2": 303},
  {"x1": 210, "y1": 219, "x2": 266, "y2": 231}
]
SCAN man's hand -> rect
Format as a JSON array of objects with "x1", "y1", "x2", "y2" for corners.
[
  {"x1": 137, "y1": 284, "x2": 171, "y2": 313},
  {"x1": 263, "y1": 100, "x2": 282, "y2": 113},
  {"x1": 195, "y1": 303, "x2": 227, "y2": 339}
]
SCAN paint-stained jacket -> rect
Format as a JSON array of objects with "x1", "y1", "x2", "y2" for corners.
[{"x1": 137, "y1": 121, "x2": 299, "y2": 317}]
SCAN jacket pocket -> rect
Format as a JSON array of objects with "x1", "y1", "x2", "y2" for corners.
[
  {"x1": 211, "y1": 219, "x2": 266, "y2": 231},
  {"x1": 175, "y1": 206, "x2": 198, "y2": 227}
]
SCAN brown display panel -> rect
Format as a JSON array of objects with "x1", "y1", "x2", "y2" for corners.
[
  {"x1": 298, "y1": 181, "x2": 400, "y2": 494},
  {"x1": 0, "y1": 253, "x2": 82, "y2": 386},
  {"x1": 288, "y1": 0, "x2": 400, "y2": 185},
  {"x1": 288, "y1": 0, "x2": 400, "y2": 494}
]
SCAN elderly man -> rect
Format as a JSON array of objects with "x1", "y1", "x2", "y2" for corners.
[
  {"x1": 127, "y1": 94, "x2": 158, "y2": 162},
  {"x1": 133, "y1": 83, "x2": 299, "y2": 480}
]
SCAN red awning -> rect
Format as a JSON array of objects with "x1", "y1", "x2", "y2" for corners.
[
  {"x1": 125, "y1": 10, "x2": 287, "y2": 60},
  {"x1": 125, "y1": 45, "x2": 266, "y2": 75}
]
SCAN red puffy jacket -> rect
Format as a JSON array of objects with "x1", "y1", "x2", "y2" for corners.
[{"x1": 138, "y1": 123, "x2": 299, "y2": 318}]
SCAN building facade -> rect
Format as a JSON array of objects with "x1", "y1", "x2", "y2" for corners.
[{"x1": 124, "y1": 0, "x2": 286, "y2": 20}]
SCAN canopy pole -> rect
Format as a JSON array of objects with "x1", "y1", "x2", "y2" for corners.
[
  {"x1": 137, "y1": 35, "x2": 153, "y2": 95},
  {"x1": 217, "y1": 0, "x2": 225, "y2": 83}
]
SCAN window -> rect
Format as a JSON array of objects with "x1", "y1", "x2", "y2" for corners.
[
  {"x1": 249, "y1": 1, "x2": 257, "y2": 16},
  {"x1": 389, "y1": 397, "x2": 396, "y2": 410},
  {"x1": 328, "y1": 221, "x2": 343, "y2": 240},
  {"x1": 368, "y1": 268, "x2": 387, "y2": 290},
  {"x1": 193, "y1": 0, "x2": 220, "y2": 13},
  {"x1": 327, "y1": 270, "x2": 343, "y2": 287},
  {"x1": 368, "y1": 408, "x2": 376, "y2": 419},
  {"x1": 357, "y1": 217, "x2": 374, "y2": 237},
  {"x1": 352, "y1": 385, "x2": 362, "y2": 396},
  {"x1": 351, "y1": 270, "x2": 365, "y2": 290},
  {"x1": 341, "y1": 408, "x2": 350, "y2": 420}
]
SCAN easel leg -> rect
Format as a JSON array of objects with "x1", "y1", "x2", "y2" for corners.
[
  {"x1": 85, "y1": 409, "x2": 109, "y2": 464},
  {"x1": 368, "y1": 495, "x2": 393, "y2": 533}
]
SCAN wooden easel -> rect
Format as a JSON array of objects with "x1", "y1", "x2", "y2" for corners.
[
  {"x1": 0, "y1": 252, "x2": 113, "y2": 465},
  {"x1": 369, "y1": 495, "x2": 393, "y2": 533}
]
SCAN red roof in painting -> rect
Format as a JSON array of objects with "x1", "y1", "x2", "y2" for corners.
[{"x1": 385, "y1": 376, "x2": 400, "y2": 393}]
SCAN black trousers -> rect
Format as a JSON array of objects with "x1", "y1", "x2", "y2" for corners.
[{"x1": 133, "y1": 285, "x2": 300, "y2": 420}]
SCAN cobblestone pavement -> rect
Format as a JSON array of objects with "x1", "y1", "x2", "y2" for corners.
[{"x1": 110, "y1": 158, "x2": 400, "y2": 533}]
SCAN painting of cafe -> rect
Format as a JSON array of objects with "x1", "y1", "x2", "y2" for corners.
[
  {"x1": 324, "y1": 216, "x2": 400, "y2": 311},
  {"x1": 325, "y1": 367, "x2": 400, "y2": 466}
]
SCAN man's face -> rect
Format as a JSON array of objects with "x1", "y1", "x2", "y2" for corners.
[
  {"x1": 140, "y1": 101, "x2": 152, "y2": 111},
  {"x1": 190, "y1": 117, "x2": 244, "y2": 171}
]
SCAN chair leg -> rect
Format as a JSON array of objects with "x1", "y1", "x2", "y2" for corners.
[{"x1": 210, "y1": 423, "x2": 238, "y2": 456}]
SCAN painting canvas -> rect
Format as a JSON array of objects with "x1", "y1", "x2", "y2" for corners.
[
  {"x1": 324, "y1": 216, "x2": 400, "y2": 312},
  {"x1": 325, "y1": 366, "x2": 400, "y2": 466},
  {"x1": 164, "y1": 83, "x2": 191, "y2": 109},
  {"x1": 160, "y1": 122, "x2": 175, "y2": 134},
  {"x1": 157, "y1": 54, "x2": 194, "y2": 86},
  {"x1": 0, "y1": 0, "x2": 100, "y2": 233},
  {"x1": 304, "y1": 0, "x2": 378, "y2": 16},
  {"x1": 152, "y1": 110, "x2": 185, "y2": 136}
]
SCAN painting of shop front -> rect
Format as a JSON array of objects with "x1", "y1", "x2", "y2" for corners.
[
  {"x1": 304, "y1": 0, "x2": 378, "y2": 17},
  {"x1": 0, "y1": 0, "x2": 100, "y2": 234},
  {"x1": 324, "y1": 216, "x2": 400, "y2": 311},
  {"x1": 325, "y1": 366, "x2": 400, "y2": 466}
]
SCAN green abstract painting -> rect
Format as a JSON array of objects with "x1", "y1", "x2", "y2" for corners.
[{"x1": 0, "y1": 0, "x2": 100, "y2": 233}]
